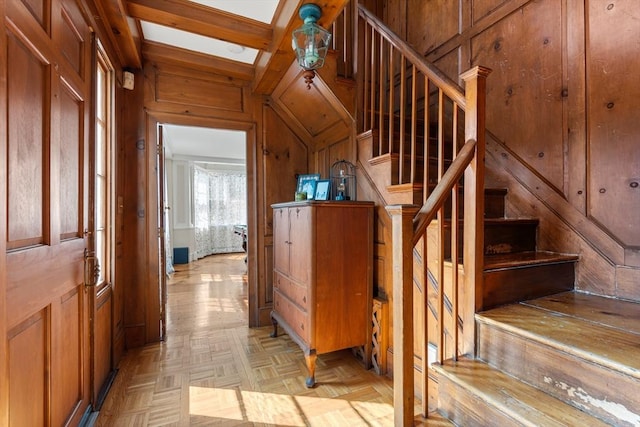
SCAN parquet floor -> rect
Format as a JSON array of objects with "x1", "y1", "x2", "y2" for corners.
[{"x1": 96, "y1": 254, "x2": 449, "y2": 426}]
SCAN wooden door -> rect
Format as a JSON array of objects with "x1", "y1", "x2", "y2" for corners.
[
  {"x1": 157, "y1": 126, "x2": 167, "y2": 339},
  {"x1": 3, "y1": 0, "x2": 93, "y2": 424}
]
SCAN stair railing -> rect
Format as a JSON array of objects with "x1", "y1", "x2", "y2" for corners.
[
  {"x1": 356, "y1": 5, "x2": 490, "y2": 425},
  {"x1": 330, "y1": 0, "x2": 356, "y2": 80}
]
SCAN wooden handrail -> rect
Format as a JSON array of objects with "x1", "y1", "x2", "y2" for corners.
[
  {"x1": 412, "y1": 138, "x2": 477, "y2": 245},
  {"x1": 357, "y1": 5, "x2": 466, "y2": 109}
]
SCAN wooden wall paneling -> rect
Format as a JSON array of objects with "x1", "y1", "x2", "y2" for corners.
[
  {"x1": 258, "y1": 105, "x2": 308, "y2": 326},
  {"x1": 617, "y1": 266, "x2": 640, "y2": 302},
  {"x1": 315, "y1": 52, "x2": 357, "y2": 117},
  {"x1": 327, "y1": 136, "x2": 351, "y2": 172},
  {"x1": 262, "y1": 105, "x2": 309, "y2": 234},
  {"x1": 585, "y1": 0, "x2": 640, "y2": 247},
  {"x1": 315, "y1": 146, "x2": 329, "y2": 177},
  {"x1": 433, "y1": 49, "x2": 462, "y2": 88},
  {"x1": 272, "y1": 63, "x2": 347, "y2": 143},
  {"x1": 565, "y1": 0, "x2": 586, "y2": 213},
  {"x1": 8, "y1": 310, "x2": 48, "y2": 427},
  {"x1": 407, "y1": 0, "x2": 459, "y2": 56},
  {"x1": 473, "y1": 0, "x2": 511, "y2": 23},
  {"x1": 470, "y1": 0, "x2": 566, "y2": 192},
  {"x1": 246, "y1": 98, "x2": 262, "y2": 327},
  {"x1": 382, "y1": 0, "x2": 406, "y2": 40},
  {"x1": 145, "y1": 63, "x2": 252, "y2": 122},
  {"x1": 626, "y1": 249, "x2": 640, "y2": 269},
  {"x1": 122, "y1": 68, "x2": 147, "y2": 348},
  {"x1": 112, "y1": 93, "x2": 125, "y2": 365},
  {"x1": 155, "y1": 72, "x2": 243, "y2": 112},
  {"x1": 0, "y1": 0, "x2": 8, "y2": 422},
  {"x1": 486, "y1": 137, "x2": 623, "y2": 299}
]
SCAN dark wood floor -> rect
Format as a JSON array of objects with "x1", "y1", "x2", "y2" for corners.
[{"x1": 95, "y1": 253, "x2": 450, "y2": 426}]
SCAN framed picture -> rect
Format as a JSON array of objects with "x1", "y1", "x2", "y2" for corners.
[
  {"x1": 296, "y1": 174, "x2": 320, "y2": 200},
  {"x1": 314, "y1": 180, "x2": 330, "y2": 200}
]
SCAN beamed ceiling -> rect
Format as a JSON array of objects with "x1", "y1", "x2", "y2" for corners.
[{"x1": 95, "y1": 0, "x2": 350, "y2": 95}]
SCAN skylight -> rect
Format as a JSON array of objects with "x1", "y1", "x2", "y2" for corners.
[
  {"x1": 188, "y1": 0, "x2": 280, "y2": 24},
  {"x1": 140, "y1": 21, "x2": 259, "y2": 64}
]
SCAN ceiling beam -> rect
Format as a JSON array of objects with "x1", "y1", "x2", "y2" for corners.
[
  {"x1": 252, "y1": 0, "x2": 350, "y2": 95},
  {"x1": 143, "y1": 41, "x2": 255, "y2": 81},
  {"x1": 127, "y1": 0, "x2": 273, "y2": 51},
  {"x1": 93, "y1": 0, "x2": 143, "y2": 68}
]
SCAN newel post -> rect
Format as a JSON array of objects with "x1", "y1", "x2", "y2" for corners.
[
  {"x1": 460, "y1": 66, "x2": 491, "y2": 356},
  {"x1": 386, "y1": 204, "x2": 419, "y2": 427}
]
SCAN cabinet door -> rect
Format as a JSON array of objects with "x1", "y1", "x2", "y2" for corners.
[
  {"x1": 273, "y1": 208, "x2": 290, "y2": 274},
  {"x1": 288, "y1": 206, "x2": 312, "y2": 284}
]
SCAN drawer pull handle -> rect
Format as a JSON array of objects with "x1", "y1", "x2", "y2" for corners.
[
  {"x1": 303, "y1": 296, "x2": 306, "y2": 303},
  {"x1": 300, "y1": 323, "x2": 304, "y2": 330}
]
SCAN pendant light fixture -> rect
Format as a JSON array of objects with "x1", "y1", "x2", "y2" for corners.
[{"x1": 291, "y1": 4, "x2": 332, "y2": 89}]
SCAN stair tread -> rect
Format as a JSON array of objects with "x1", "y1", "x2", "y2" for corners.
[
  {"x1": 484, "y1": 251, "x2": 578, "y2": 270},
  {"x1": 477, "y1": 299, "x2": 640, "y2": 379},
  {"x1": 434, "y1": 357, "x2": 610, "y2": 427},
  {"x1": 523, "y1": 291, "x2": 640, "y2": 335}
]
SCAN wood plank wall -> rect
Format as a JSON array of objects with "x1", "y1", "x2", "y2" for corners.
[{"x1": 381, "y1": 0, "x2": 640, "y2": 300}]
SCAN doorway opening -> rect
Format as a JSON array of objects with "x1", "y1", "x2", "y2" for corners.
[{"x1": 161, "y1": 124, "x2": 248, "y2": 273}]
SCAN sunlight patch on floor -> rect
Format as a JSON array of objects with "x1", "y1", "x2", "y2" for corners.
[{"x1": 188, "y1": 386, "x2": 394, "y2": 425}]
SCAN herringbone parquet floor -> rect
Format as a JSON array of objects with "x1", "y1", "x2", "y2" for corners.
[{"x1": 96, "y1": 254, "x2": 448, "y2": 426}]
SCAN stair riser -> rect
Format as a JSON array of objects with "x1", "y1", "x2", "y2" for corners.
[
  {"x1": 443, "y1": 222, "x2": 537, "y2": 258},
  {"x1": 483, "y1": 262, "x2": 575, "y2": 309},
  {"x1": 478, "y1": 322, "x2": 640, "y2": 426},
  {"x1": 423, "y1": 188, "x2": 506, "y2": 220},
  {"x1": 438, "y1": 374, "x2": 530, "y2": 427}
]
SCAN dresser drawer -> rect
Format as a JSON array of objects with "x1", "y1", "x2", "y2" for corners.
[
  {"x1": 274, "y1": 290, "x2": 310, "y2": 343},
  {"x1": 274, "y1": 272, "x2": 309, "y2": 310}
]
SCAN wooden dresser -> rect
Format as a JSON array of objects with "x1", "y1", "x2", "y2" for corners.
[{"x1": 270, "y1": 200, "x2": 374, "y2": 387}]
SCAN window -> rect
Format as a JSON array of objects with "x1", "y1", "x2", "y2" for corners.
[{"x1": 95, "y1": 45, "x2": 114, "y2": 289}]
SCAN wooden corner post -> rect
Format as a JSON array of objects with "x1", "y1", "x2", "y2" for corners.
[
  {"x1": 386, "y1": 204, "x2": 419, "y2": 426},
  {"x1": 460, "y1": 66, "x2": 491, "y2": 357}
]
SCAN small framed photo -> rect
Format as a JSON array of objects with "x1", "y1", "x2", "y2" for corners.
[
  {"x1": 296, "y1": 174, "x2": 320, "y2": 200},
  {"x1": 314, "y1": 180, "x2": 330, "y2": 200}
]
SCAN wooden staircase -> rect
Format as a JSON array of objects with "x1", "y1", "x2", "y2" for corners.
[
  {"x1": 434, "y1": 291, "x2": 640, "y2": 426},
  {"x1": 361, "y1": 117, "x2": 640, "y2": 426},
  {"x1": 351, "y1": 4, "x2": 640, "y2": 425}
]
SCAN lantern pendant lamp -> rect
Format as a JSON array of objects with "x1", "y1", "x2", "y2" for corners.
[{"x1": 292, "y1": 3, "x2": 332, "y2": 89}]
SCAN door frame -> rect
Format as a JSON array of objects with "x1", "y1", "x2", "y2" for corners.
[{"x1": 144, "y1": 112, "x2": 259, "y2": 337}]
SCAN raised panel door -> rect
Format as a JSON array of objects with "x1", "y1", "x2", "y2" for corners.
[{"x1": 3, "y1": 0, "x2": 92, "y2": 424}]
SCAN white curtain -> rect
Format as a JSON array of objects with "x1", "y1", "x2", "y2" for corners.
[{"x1": 194, "y1": 166, "x2": 247, "y2": 258}]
